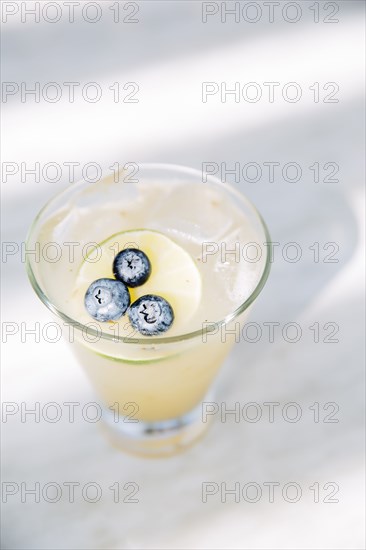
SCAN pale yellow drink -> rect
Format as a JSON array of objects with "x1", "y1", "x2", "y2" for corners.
[{"x1": 27, "y1": 165, "x2": 270, "y2": 454}]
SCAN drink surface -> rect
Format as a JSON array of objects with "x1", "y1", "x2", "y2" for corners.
[{"x1": 37, "y1": 179, "x2": 266, "y2": 338}]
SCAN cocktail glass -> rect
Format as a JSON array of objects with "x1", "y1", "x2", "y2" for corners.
[{"x1": 26, "y1": 164, "x2": 271, "y2": 457}]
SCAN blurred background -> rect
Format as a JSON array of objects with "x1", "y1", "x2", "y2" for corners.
[{"x1": 1, "y1": 1, "x2": 365, "y2": 548}]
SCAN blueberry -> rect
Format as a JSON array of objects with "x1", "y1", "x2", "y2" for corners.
[
  {"x1": 128, "y1": 295, "x2": 174, "y2": 336},
  {"x1": 84, "y1": 278, "x2": 130, "y2": 322},
  {"x1": 113, "y1": 248, "x2": 151, "y2": 288}
]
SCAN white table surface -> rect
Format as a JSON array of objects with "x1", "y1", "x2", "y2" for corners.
[{"x1": 1, "y1": 2, "x2": 365, "y2": 549}]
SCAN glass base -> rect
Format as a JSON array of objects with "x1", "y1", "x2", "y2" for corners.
[{"x1": 100, "y1": 400, "x2": 211, "y2": 458}]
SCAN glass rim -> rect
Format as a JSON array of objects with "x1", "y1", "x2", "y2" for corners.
[{"x1": 25, "y1": 163, "x2": 272, "y2": 345}]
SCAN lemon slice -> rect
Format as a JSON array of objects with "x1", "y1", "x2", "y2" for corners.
[{"x1": 73, "y1": 229, "x2": 202, "y2": 337}]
